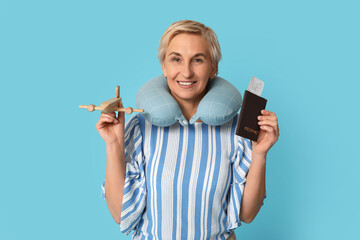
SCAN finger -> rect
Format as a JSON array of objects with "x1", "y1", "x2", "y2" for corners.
[
  {"x1": 117, "y1": 102, "x2": 125, "y2": 120},
  {"x1": 261, "y1": 109, "x2": 274, "y2": 116},
  {"x1": 100, "y1": 113, "x2": 118, "y2": 122},
  {"x1": 99, "y1": 115, "x2": 119, "y2": 123},
  {"x1": 259, "y1": 125, "x2": 276, "y2": 134},
  {"x1": 261, "y1": 109, "x2": 277, "y2": 117},
  {"x1": 117, "y1": 111, "x2": 125, "y2": 120},
  {"x1": 97, "y1": 117, "x2": 119, "y2": 129},
  {"x1": 258, "y1": 115, "x2": 277, "y2": 121},
  {"x1": 96, "y1": 117, "x2": 118, "y2": 129},
  {"x1": 258, "y1": 120, "x2": 279, "y2": 136},
  {"x1": 261, "y1": 109, "x2": 271, "y2": 115},
  {"x1": 258, "y1": 111, "x2": 279, "y2": 132},
  {"x1": 258, "y1": 119, "x2": 277, "y2": 128},
  {"x1": 101, "y1": 112, "x2": 116, "y2": 118}
]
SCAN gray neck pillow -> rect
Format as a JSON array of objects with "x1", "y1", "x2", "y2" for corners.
[{"x1": 135, "y1": 75, "x2": 242, "y2": 127}]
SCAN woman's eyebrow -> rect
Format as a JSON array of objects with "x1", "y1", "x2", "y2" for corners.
[
  {"x1": 168, "y1": 52, "x2": 181, "y2": 56},
  {"x1": 193, "y1": 53, "x2": 206, "y2": 58},
  {"x1": 168, "y1": 52, "x2": 207, "y2": 58}
]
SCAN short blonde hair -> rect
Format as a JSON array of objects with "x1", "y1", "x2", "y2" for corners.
[{"x1": 158, "y1": 20, "x2": 222, "y2": 75}]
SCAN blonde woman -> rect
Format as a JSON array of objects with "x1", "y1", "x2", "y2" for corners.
[{"x1": 97, "y1": 20, "x2": 279, "y2": 240}]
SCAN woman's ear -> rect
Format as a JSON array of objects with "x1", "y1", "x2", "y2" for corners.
[
  {"x1": 210, "y1": 65, "x2": 218, "y2": 79},
  {"x1": 161, "y1": 62, "x2": 167, "y2": 77}
]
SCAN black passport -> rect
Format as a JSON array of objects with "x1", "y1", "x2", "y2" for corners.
[{"x1": 235, "y1": 90, "x2": 267, "y2": 142}]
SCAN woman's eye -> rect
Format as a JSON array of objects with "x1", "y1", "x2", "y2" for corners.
[
  {"x1": 193, "y1": 58, "x2": 203, "y2": 63},
  {"x1": 171, "y1": 57, "x2": 181, "y2": 62}
]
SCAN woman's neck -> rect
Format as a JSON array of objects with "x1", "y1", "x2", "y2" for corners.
[
  {"x1": 177, "y1": 100, "x2": 200, "y2": 121},
  {"x1": 171, "y1": 90, "x2": 207, "y2": 122}
]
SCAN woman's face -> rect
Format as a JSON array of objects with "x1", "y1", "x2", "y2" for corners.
[{"x1": 161, "y1": 33, "x2": 216, "y2": 106}]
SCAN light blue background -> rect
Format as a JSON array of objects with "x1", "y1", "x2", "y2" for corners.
[{"x1": 1, "y1": 0, "x2": 359, "y2": 239}]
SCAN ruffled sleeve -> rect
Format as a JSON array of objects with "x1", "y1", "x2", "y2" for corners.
[
  {"x1": 101, "y1": 114, "x2": 147, "y2": 235},
  {"x1": 226, "y1": 136, "x2": 252, "y2": 230}
]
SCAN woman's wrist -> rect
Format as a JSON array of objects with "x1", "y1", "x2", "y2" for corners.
[
  {"x1": 106, "y1": 140, "x2": 125, "y2": 165},
  {"x1": 251, "y1": 150, "x2": 267, "y2": 164},
  {"x1": 106, "y1": 140, "x2": 123, "y2": 149}
]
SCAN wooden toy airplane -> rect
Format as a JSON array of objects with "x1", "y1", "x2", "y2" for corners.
[{"x1": 79, "y1": 86, "x2": 144, "y2": 114}]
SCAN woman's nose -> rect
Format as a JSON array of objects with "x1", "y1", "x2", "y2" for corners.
[{"x1": 181, "y1": 62, "x2": 193, "y2": 78}]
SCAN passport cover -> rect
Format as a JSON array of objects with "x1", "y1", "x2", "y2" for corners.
[{"x1": 236, "y1": 90, "x2": 267, "y2": 141}]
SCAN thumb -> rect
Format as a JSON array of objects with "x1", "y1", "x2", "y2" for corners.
[{"x1": 117, "y1": 101, "x2": 125, "y2": 120}]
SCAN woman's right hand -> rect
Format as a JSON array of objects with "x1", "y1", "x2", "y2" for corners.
[{"x1": 96, "y1": 102, "x2": 125, "y2": 145}]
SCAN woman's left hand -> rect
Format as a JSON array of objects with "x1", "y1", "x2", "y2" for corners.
[{"x1": 252, "y1": 109, "x2": 279, "y2": 157}]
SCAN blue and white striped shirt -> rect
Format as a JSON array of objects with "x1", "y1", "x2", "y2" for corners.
[{"x1": 102, "y1": 114, "x2": 253, "y2": 239}]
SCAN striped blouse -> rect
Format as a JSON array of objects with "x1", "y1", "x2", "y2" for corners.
[{"x1": 102, "y1": 114, "x2": 253, "y2": 239}]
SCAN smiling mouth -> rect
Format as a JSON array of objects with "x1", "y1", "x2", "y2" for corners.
[{"x1": 177, "y1": 81, "x2": 196, "y2": 86}]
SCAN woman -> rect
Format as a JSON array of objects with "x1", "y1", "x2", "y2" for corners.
[{"x1": 96, "y1": 20, "x2": 279, "y2": 240}]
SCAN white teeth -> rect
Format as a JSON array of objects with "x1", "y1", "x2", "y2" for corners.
[{"x1": 178, "y1": 81, "x2": 195, "y2": 86}]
